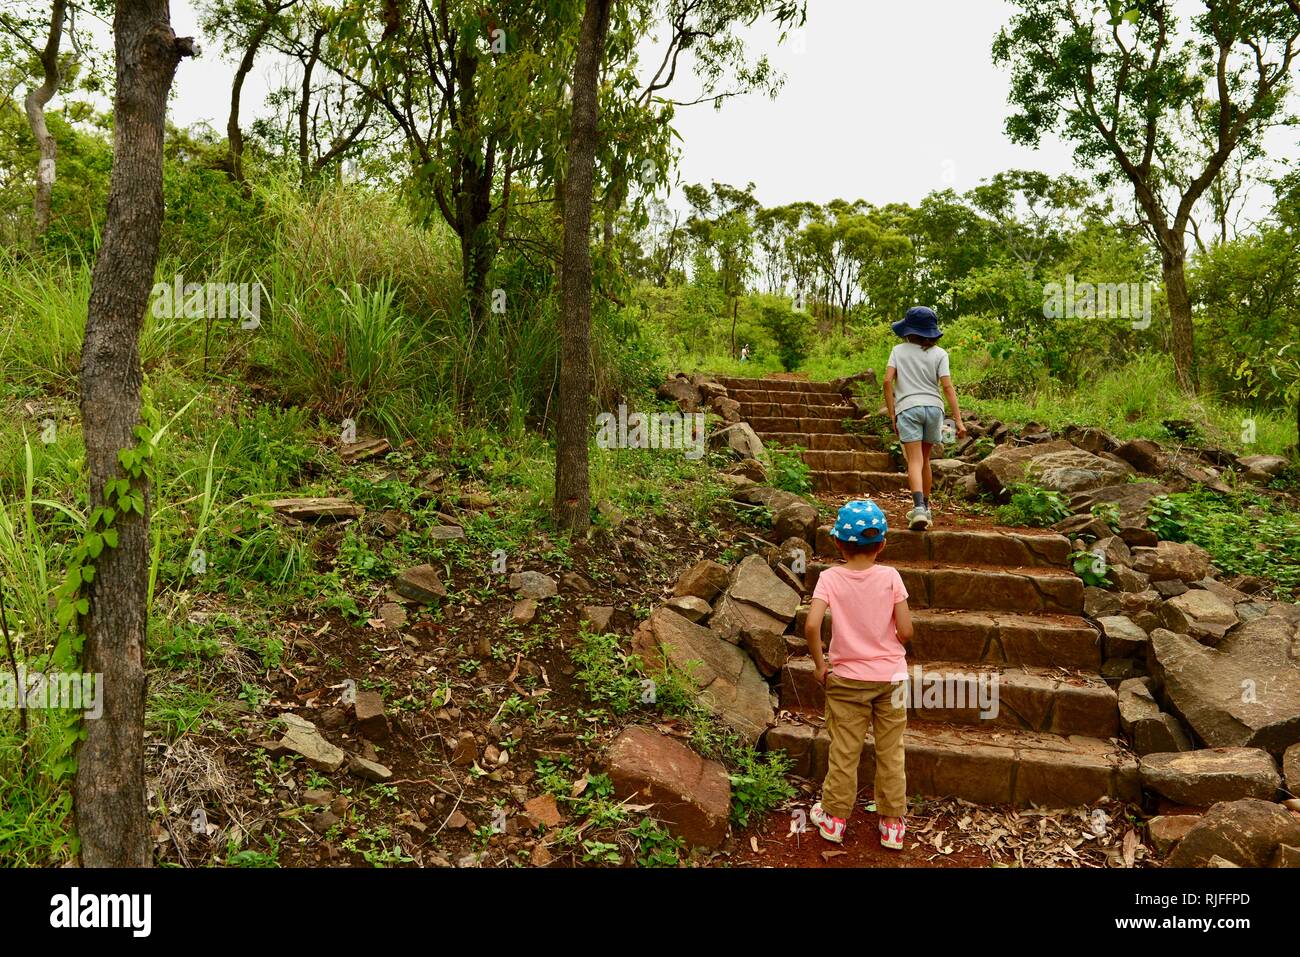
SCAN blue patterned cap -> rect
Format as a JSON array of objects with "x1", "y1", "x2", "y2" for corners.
[{"x1": 830, "y1": 499, "x2": 887, "y2": 544}]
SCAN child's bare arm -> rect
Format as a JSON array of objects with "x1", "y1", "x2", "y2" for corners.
[
  {"x1": 939, "y1": 375, "x2": 966, "y2": 438},
  {"x1": 805, "y1": 598, "x2": 829, "y2": 682},
  {"x1": 893, "y1": 599, "x2": 914, "y2": 644},
  {"x1": 884, "y1": 367, "x2": 897, "y2": 431}
]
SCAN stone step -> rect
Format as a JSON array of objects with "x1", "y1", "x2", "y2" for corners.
[
  {"x1": 737, "y1": 400, "x2": 854, "y2": 419},
  {"x1": 717, "y1": 377, "x2": 841, "y2": 395},
  {"x1": 891, "y1": 561, "x2": 1085, "y2": 615},
  {"x1": 748, "y1": 415, "x2": 846, "y2": 435},
  {"x1": 793, "y1": 606, "x2": 1102, "y2": 672},
  {"x1": 778, "y1": 658, "x2": 1117, "y2": 738},
  {"x1": 810, "y1": 470, "x2": 911, "y2": 494},
  {"x1": 816, "y1": 527, "x2": 1072, "y2": 568},
  {"x1": 758, "y1": 432, "x2": 884, "y2": 452},
  {"x1": 764, "y1": 718, "x2": 1139, "y2": 808},
  {"x1": 800, "y1": 450, "x2": 896, "y2": 472},
  {"x1": 733, "y1": 387, "x2": 852, "y2": 405}
]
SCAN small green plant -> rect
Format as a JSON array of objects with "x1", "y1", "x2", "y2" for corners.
[
  {"x1": 995, "y1": 483, "x2": 1071, "y2": 527},
  {"x1": 727, "y1": 748, "x2": 795, "y2": 828},
  {"x1": 1146, "y1": 495, "x2": 1187, "y2": 541},
  {"x1": 1090, "y1": 502, "x2": 1121, "y2": 532},
  {"x1": 629, "y1": 817, "x2": 686, "y2": 867},
  {"x1": 1069, "y1": 549, "x2": 1112, "y2": 587},
  {"x1": 769, "y1": 447, "x2": 812, "y2": 494}
]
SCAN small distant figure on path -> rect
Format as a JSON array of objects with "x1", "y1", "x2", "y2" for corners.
[
  {"x1": 739, "y1": 343, "x2": 750, "y2": 363},
  {"x1": 884, "y1": 306, "x2": 966, "y2": 532}
]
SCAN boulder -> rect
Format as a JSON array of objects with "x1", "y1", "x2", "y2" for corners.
[
  {"x1": 1238, "y1": 454, "x2": 1289, "y2": 483},
  {"x1": 657, "y1": 376, "x2": 702, "y2": 412},
  {"x1": 1167, "y1": 799, "x2": 1300, "y2": 868},
  {"x1": 1025, "y1": 448, "x2": 1134, "y2": 493},
  {"x1": 1285, "y1": 743, "x2": 1300, "y2": 795},
  {"x1": 1099, "y1": 616, "x2": 1148, "y2": 658},
  {"x1": 1084, "y1": 587, "x2": 1123, "y2": 618},
  {"x1": 673, "y1": 559, "x2": 730, "y2": 603},
  {"x1": 1147, "y1": 617, "x2": 1300, "y2": 754},
  {"x1": 605, "y1": 726, "x2": 731, "y2": 847},
  {"x1": 1062, "y1": 425, "x2": 1119, "y2": 454},
  {"x1": 665, "y1": 596, "x2": 711, "y2": 623},
  {"x1": 709, "y1": 423, "x2": 767, "y2": 462},
  {"x1": 712, "y1": 395, "x2": 742, "y2": 424},
  {"x1": 582, "y1": 605, "x2": 616, "y2": 633},
  {"x1": 511, "y1": 599, "x2": 539, "y2": 625},
  {"x1": 741, "y1": 627, "x2": 787, "y2": 677},
  {"x1": 728, "y1": 554, "x2": 800, "y2": 623},
  {"x1": 1148, "y1": 814, "x2": 1201, "y2": 856},
  {"x1": 1111, "y1": 566, "x2": 1150, "y2": 593},
  {"x1": 725, "y1": 457, "x2": 766, "y2": 482},
  {"x1": 1070, "y1": 481, "x2": 1176, "y2": 526},
  {"x1": 1140, "y1": 748, "x2": 1281, "y2": 805},
  {"x1": 1157, "y1": 589, "x2": 1237, "y2": 644},
  {"x1": 708, "y1": 592, "x2": 789, "y2": 645},
  {"x1": 642, "y1": 607, "x2": 774, "y2": 744},
  {"x1": 772, "y1": 500, "x2": 818, "y2": 544},
  {"x1": 1131, "y1": 540, "x2": 1214, "y2": 583},
  {"x1": 509, "y1": 570, "x2": 558, "y2": 600},
  {"x1": 1118, "y1": 525, "x2": 1158, "y2": 547},
  {"x1": 1114, "y1": 438, "x2": 1165, "y2": 474},
  {"x1": 1133, "y1": 713, "x2": 1193, "y2": 756},
  {"x1": 394, "y1": 564, "x2": 448, "y2": 605},
  {"x1": 1092, "y1": 535, "x2": 1132, "y2": 570},
  {"x1": 974, "y1": 439, "x2": 1076, "y2": 496}
]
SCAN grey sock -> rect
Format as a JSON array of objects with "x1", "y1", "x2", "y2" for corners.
[{"x1": 912, "y1": 492, "x2": 924, "y2": 509}]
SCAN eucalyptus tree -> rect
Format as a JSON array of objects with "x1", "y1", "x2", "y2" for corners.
[
  {"x1": 76, "y1": 0, "x2": 195, "y2": 867},
  {"x1": 685, "y1": 180, "x2": 758, "y2": 356},
  {"x1": 994, "y1": 0, "x2": 1300, "y2": 391}
]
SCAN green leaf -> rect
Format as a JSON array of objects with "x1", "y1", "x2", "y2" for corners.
[{"x1": 102, "y1": 528, "x2": 119, "y2": 548}]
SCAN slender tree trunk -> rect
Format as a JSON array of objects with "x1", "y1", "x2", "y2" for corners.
[
  {"x1": 75, "y1": 0, "x2": 193, "y2": 868},
  {"x1": 553, "y1": 0, "x2": 612, "y2": 534},
  {"x1": 228, "y1": 12, "x2": 275, "y2": 184},
  {"x1": 24, "y1": 0, "x2": 68, "y2": 238},
  {"x1": 1160, "y1": 238, "x2": 1196, "y2": 393},
  {"x1": 298, "y1": 26, "x2": 325, "y2": 187}
]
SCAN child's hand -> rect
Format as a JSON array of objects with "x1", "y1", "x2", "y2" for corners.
[
  {"x1": 956, "y1": 421, "x2": 968, "y2": 439},
  {"x1": 814, "y1": 660, "x2": 830, "y2": 685}
]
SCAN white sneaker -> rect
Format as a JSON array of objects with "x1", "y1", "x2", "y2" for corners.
[{"x1": 906, "y1": 506, "x2": 931, "y2": 531}]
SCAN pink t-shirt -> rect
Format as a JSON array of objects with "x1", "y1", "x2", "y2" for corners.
[{"x1": 812, "y1": 563, "x2": 909, "y2": 682}]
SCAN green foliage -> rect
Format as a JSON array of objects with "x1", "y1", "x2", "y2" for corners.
[
  {"x1": 1145, "y1": 488, "x2": 1300, "y2": 596},
  {"x1": 753, "y1": 295, "x2": 811, "y2": 371},
  {"x1": 769, "y1": 447, "x2": 812, "y2": 494},
  {"x1": 995, "y1": 483, "x2": 1070, "y2": 527},
  {"x1": 1069, "y1": 549, "x2": 1112, "y2": 588}
]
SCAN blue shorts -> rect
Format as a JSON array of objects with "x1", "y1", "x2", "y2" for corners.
[{"x1": 896, "y1": 405, "x2": 943, "y2": 444}]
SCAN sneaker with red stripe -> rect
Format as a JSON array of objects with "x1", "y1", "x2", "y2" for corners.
[
  {"x1": 879, "y1": 817, "x2": 906, "y2": 850},
  {"x1": 810, "y1": 802, "x2": 846, "y2": 844}
]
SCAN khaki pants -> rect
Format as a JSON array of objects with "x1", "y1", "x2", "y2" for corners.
[{"x1": 820, "y1": 673, "x2": 908, "y2": 820}]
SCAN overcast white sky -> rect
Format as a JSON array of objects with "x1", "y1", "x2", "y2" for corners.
[{"x1": 152, "y1": 0, "x2": 1290, "y2": 217}]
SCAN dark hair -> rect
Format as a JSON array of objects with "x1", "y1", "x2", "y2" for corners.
[
  {"x1": 906, "y1": 334, "x2": 940, "y2": 350},
  {"x1": 835, "y1": 538, "x2": 886, "y2": 558}
]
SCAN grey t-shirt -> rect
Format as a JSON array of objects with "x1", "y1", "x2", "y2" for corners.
[{"x1": 887, "y1": 343, "x2": 950, "y2": 414}]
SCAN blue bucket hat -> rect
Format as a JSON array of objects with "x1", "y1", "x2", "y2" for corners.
[
  {"x1": 891, "y1": 305, "x2": 943, "y2": 340},
  {"x1": 830, "y1": 499, "x2": 888, "y2": 545}
]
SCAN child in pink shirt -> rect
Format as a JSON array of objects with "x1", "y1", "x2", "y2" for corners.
[{"x1": 805, "y1": 499, "x2": 913, "y2": 849}]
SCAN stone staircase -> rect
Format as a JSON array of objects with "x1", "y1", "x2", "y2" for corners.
[
  {"x1": 717, "y1": 376, "x2": 908, "y2": 493},
  {"x1": 717, "y1": 375, "x2": 1139, "y2": 808}
]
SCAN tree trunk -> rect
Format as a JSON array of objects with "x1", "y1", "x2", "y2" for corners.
[
  {"x1": 1161, "y1": 240, "x2": 1196, "y2": 393},
  {"x1": 228, "y1": 12, "x2": 276, "y2": 184},
  {"x1": 553, "y1": 0, "x2": 612, "y2": 534},
  {"x1": 75, "y1": 0, "x2": 193, "y2": 868},
  {"x1": 298, "y1": 26, "x2": 325, "y2": 187},
  {"x1": 24, "y1": 0, "x2": 68, "y2": 238}
]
